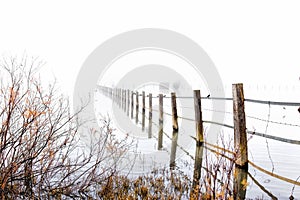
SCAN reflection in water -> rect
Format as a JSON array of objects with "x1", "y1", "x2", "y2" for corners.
[
  {"x1": 97, "y1": 86, "x2": 300, "y2": 198},
  {"x1": 170, "y1": 130, "x2": 179, "y2": 169},
  {"x1": 191, "y1": 142, "x2": 204, "y2": 199},
  {"x1": 234, "y1": 166, "x2": 248, "y2": 200}
]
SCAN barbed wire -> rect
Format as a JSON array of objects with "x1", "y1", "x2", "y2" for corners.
[
  {"x1": 204, "y1": 141, "x2": 300, "y2": 187},
  {"x1": 135, "y1": 104, "x2": 300, "y2": 145},
  {"x1": 177, "y1": 116, "x2": 195, "y2": 122},
  {"x1": 246, "y1": 115, "x2": 300, "y2": 127},
  {"x1": 202, "y1": 108, "x2": 300, "y2": 128},
  {"x1": 114, "y1": 96, "x2": 300, "y2": 188},
  {"x1": 144, "y1": 115, "x2": 195, "y2": 160}
]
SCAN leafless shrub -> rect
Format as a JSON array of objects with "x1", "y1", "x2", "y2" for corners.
[{"x1": 0, "y1": 56, "x2": 131, "y2": 199}]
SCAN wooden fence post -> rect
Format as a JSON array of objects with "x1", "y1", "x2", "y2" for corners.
[
  {"x1": 131, "y1": 91, "x2": 134, "y2": 119},
  {"x1": 115, "y1": 88, "x2": 117, "y2": 105},
  {"x1": 232, "y1": 83, "x2": 248, "y2": 200},
  {"x1": 158, "y1": 94, "x2": 163, "y2": 150},
  {"x1": 127, "y1": 89, "x2": 130, "y2": 116},
  {"x1": 142, "y1": 91, "x2": 145, "y2": 131},
  {"x1": 122, "y1": 89, "x2": 124, "y2": 111},
  {"x1": 232, "y1": 83, "x2": 248, "y2": 168},
  {"x1": 118, "y1": 88, "x2": 121, "y2": 108},
  {"x1": 194, "y1": 90, "x2": 204, "y2": 144},
  {"x1": 121, "y1": 89, "x2": 124, "y2": 110},
  {"x1": 116, "y1": 88, "x2": 118, "y2": 104},
  {"x1": 170, "y1": 92, "x2": 179, "y2": 169},
  {"x1": 135, "y1": 91, "x2": 139, "y2": 124},
  {"x1": 113, "y1": 88, "x2": 115, "y2": 103},
  {"x1": 123, "y1": 89, "x2": 126, "y2": 112},
  {"x1": 191, "y1": 90, "x2": 204, "y2": 196},
  {"x1": 116, "y1": 88, "x2": 118, "y2": 106},
  {"x1": 110, "y1": 87, "x2": 112, "y2": 99},
  {"x1": 148, "y1": 93, "x2": 152, "y2": 138},
  {"x1": 120, "y1": 88, "x2": 122, "y2": 108}
]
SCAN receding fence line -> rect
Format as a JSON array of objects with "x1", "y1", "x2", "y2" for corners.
[
  {"x1": 97, "y1": 85, "x2": 300, "y2": 197},
  {"x1": 98, "y1": 85, "x2": 300, "y2": 146}
]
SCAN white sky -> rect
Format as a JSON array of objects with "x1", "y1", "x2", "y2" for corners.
[
  {"x1": 0, "y1": 1, "x2": 300, "y2": 98},
  {"x1": 98, "y1": 49, "x2": 206, "y2": 89}
]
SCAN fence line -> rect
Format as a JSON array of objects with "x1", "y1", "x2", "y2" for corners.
[
  {"x1": 147, "y1": 102, "x2": 300, "y2": 128},
  {"x1": 99, "y1": 85, "x2": 300, "y2": 144},
  {"x1": 97, "y1": 84, "x2": 300, "y2": 198}
]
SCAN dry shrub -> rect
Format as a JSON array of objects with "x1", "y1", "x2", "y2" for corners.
[{"x1": 0, "y1": 57, "x2": 131, "y2": 199}]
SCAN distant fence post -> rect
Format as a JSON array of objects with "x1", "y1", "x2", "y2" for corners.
[
  {"x1": 110, "y1": 87, "x2": 112, "y2": 98},
  {"x1": 232, "y1": 83, "x2": 248, "y2": 168},
  {"x1": 123, "y1": 89, "x2": 126, "y2": 112},
  {"x1": 123, "y1": 89, "x2": 126, "y2": 111},
  {"x1": 115, "y1": 88, "x2": 117, "y2": 105},
  {"x1": 127, "y1": 89, "x2": 130, "y2": 116},
  {"x1": 142, "y1": 91, "x2": 145, "y2": 131},
  {"x1": 191, "y1": 90, "x2": 204, "y2": 197},
  {"x1": 118, "y1": 88, "x2": 121, "y2": 108},
  {"x1": 135, "y1": 91, "x2": 139, "y2": 124},
  {"x1": 113, "y1": 88, "x2": 116, "y2": 103},
  {"x1": 148, "y1": 93, "x2": 152, "y2": 138},
  {"x1": 121, "y1": 89, "x2": 124, "y2": 110},
  {"x1": 158, "y1": 94, "x2": 163, "y2": 150},
  {"x1": 131, "y1": 91, "x2": 134, "y2": 119},
  {"x1": 170, "y1": 92, "x2": 179, "y2": 169}
]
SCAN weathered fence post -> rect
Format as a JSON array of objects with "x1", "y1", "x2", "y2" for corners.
[
  {"x1": 118, "y1": 88, "x2": 121, "y2": 108},
  {"x1": 121, "y1": 89, "x2": 124, "y2": 110},
  {"x1": 135, "y1": 91, "x2": 139, "y2": 124},
  {"x1": 115, "y1": 88, "x2": 118, "y2": 103},
  {"x1": 232, "y1": 83, "x2": 248, "y2": 199},
  {"x1": 110, "y1": 87, "x2": 112, "y2": 99},
  {"x1": 194, "y1": 90, "x2": 204, "y2": 144},
  {"x1": 123, "y1": 89, "x2": 125, "y2": 111},
  {"x1": 123, "y1": 89, "x2": 126, "y2": 112},
  {"x1": 131, "y1": 91, "x2": 134, "y2": 119},
  {"x1": 142, "y1": 91, "x2": 145, "y2": 131},
  {"x1": 158, "y1": 94, "x2": 163, "y2": 150},
  {"x1": 113, "y1": 88, "x2": 116, "y2": 103},
  {"x1": 232, "y1": 83, "x2": 248, "y2": 168},
  {"x1": 116, "y1": 88, "x2": 118, "y2": 106},
  {"x1": 148, "y1": 93, "x2": 152, "y2": 138},
  {"x1": 115, "y1": 88, "x2": 117, "y2": 105},
  {"x1": 127, "y1": 89, "x2": 130, "y2": 116},
  {"x1": 114, "y1": 88, "x2": 118, "y2": 105},
  {"x1": 191, "y1": 90, "x2": 204, "y2": 199},
  {"x1": 170, "y1": 92, "x2": 179, "y2": 169}
]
